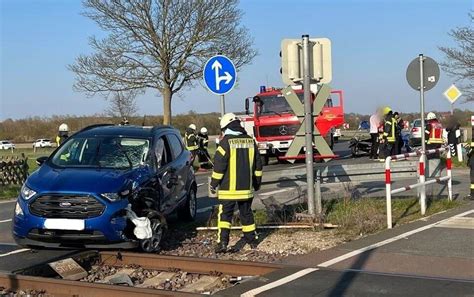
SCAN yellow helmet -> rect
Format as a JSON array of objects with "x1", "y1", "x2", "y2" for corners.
[
  {"x1": 382, "y1": 106, "x2": 392, "y2": 115},
  {"x1": 220, "y1": 113, "x2": 239, "y2": 129}
]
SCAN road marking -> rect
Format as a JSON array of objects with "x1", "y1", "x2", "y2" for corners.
[
  {"x1": 258, "y1": 188, "x2": 291, "y2": 196},
  {"x1": 318, "y1": 209, "x2": 474, "y2": 268},
  {"x1": 0, "y1": 248, "x2": 30, "y2": 258},
  {"x1": 0, "y1": 219, "x2": 12, "y2": 224},
  {"x1": 240, "y1": 268, "x2": 318, "y2": 297},
  {"x1": 0, "y1": 200, "x2": 16, "y2": 204},
  {"x1": 435, "y1": 217, "x2": 474, "y2": 230},
  {"x1": 197, "y1": 206, "x2": 214, "y2": 214},
  {"x1": 197, "y1": 183, "x2": 206, "y2": 187}
]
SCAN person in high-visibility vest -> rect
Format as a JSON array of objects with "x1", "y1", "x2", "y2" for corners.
[
  {"x1": 380, "y1": 106, "x2": 395, "y2": 158},
  {"x1": 184, "y1": 124, "x2": 198, "y2": 163},
  {"x1": 56, "y1": 123, "x2": 69, "y2": 147},
  {"x1": 197, "y1": 127, "x2": 212, "y2": 169},
  {"x1": 425, "y1": 112, "x2": 444, "y2": 150},
  {"x1": 210, "y1": 113, "x2": 263, "y2": 253}
]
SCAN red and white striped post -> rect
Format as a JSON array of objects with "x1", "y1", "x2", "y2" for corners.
[
  {"x1": 419, "y1": 152, "x2": 426, "y2": 215},
  {"x1": 446, "y1": 149, "x2": 452, "y2": 201},
  {"x1": 385, "y1": 156, "x2": 393, "y2": 229}
]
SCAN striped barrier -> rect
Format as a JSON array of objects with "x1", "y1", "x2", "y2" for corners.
[{"x1": 384, "y1": 147, "x2": 452, "y2": 229}]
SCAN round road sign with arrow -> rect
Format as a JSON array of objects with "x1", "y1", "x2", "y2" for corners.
[
  {"x1": 203, "y1": 55, "x2": 236, "y2": 95},
  {"x1": 406, "y1": 56, "x2": 440, "y2": 91}
]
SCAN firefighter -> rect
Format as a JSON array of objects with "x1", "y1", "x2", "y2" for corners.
[
  {"x1": 120, "y1": 117, "x2": 130, "y2": 125},
  {"x1": 210, "y1": 113, "x2": 262, "y2": 253},
  {"x1": 425, "y1": 112, "x2": 443, "y2": 150},
  {"x1": 197, "y1": 127, "x2": 212, "y2": 169},
  {"x1": 184, "y1": 124, "x2": 198, "y2": 163},
  {"x1": 445, "y1": 116, "x2": 461, "y2": 158},
  {"x1": 379, "y1": 107, "x2": 396, "y2": 159},
  {"x1": 55, "y1": 123, "x2": 69, "y2": 147}
]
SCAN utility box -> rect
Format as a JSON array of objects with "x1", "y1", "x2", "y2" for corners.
[{"x1": 281, "y1": 38, "x2": 332, "y2": 85}]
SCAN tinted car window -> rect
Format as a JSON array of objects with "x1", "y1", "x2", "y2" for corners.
[
  {"x1": 154, "y1": 136, "x2": 173, "y2": 168},
  {"x1": 167, "y1": 134, "x2": 184, "y2": 159}
]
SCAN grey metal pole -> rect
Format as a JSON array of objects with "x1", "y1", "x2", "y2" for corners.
[
  {"x1": 220, "y1": 95, "x2": 226, "y2": 116},
  {"x1": 419, "y1": 54, "x2": 426, "y2": 154},
  {"x1": 315, "y1": 169, "x2": 322, "y2": 215},
  {"x1": 302, "y1": 35, "x2": 315, "y2": 217}
]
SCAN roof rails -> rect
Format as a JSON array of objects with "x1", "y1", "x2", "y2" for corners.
[
  {"x1": 151, "y1": 125, "x2": 175, "y2": 133},
  {"x1": 77, "y1": 124, "x2": 115, "y2": 133}
]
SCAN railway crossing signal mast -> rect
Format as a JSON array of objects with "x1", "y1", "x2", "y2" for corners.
[{"x1": 280, "y1": 36, "x2": 333, "y2": 216}]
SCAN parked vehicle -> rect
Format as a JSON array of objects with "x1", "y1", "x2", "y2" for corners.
[
  {"x1": 0, "y1": 140, "x2": 15, "y2": 150},
  {"x1": 333, "y1": 128, "x2": 342, "y2": 143},
  {"x1": 33, "y1": 139, "x2": 53, "y2": 148},
  {"x1": 242, "y1": 86, "x2": 344, "y2": 165},
  {"x1": 13, "y1": 124, "x2": 197, "y2": 252},
  {"x1": 409, "y1": 119, "x2": 424, "y2": 147}
]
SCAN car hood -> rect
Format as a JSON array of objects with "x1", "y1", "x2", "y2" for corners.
[{"x1": 27, "y1": 165, "x2": 149, "y2": 195}]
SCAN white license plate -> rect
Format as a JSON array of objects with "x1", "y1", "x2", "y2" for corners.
[
  {"x1": 259, "y1": 150, "x2": 267, "y2": 154},
  {"x1": 44, "y1": 219, "x2": 85, "y2": 231}
]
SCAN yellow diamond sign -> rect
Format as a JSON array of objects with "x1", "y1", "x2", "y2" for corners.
[{"x1": 443, "y1": 84, "x2": 462, "y2": 103}]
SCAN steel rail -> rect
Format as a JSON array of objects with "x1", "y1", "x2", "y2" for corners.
[
  {"x1": 99, "y1": 251, "x2": 284, "y2": 276},
  {"x1": 0, "y1": 273, "x2": 194, "y2": 297}
]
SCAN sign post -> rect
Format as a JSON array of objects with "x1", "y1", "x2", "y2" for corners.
[
  {"x1": 301, "y1": 35, "x2": 316, "y2": 216},
  {"x1": 203, "y1": 55, "x2": 236, "y2": 117},
  {"x1": 406, "y1": 54, "x2": 440, "y2": 216}
]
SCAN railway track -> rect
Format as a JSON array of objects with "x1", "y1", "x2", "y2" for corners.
[{"x1": 0, "y1": 251, "x2": 284, "y2": 296}]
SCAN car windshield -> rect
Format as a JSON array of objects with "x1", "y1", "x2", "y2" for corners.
[
  {"x1": 50, "y1": 136, "x2": 150, "y2": 169},
  {"x1": 413, "y1": 120, "x2": 422, "y2": 127},
  {"x1": 257, "y1": 93, "x2": 333, "y2": 115}
]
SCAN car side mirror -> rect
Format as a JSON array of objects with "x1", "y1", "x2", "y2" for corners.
[
  {"x1": 36, "y1": 156, "x2": 48, "y2": 166},
  {"x1": 245, "y1": 98, "x2": 250, "y2": 115}
]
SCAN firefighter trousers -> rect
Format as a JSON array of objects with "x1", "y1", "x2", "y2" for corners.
[{"x1": 217, "y1": 199, "x2": 256, "y2": 245}]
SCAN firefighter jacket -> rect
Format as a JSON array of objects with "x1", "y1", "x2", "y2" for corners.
[
  {"x1": 383, "y1": 114, "x2": 396, "y2": 143},
  {"x1": 184, "y1": 128, "x2": 198, "y2": 151},
  {"x1": 197, "y1": 133, "x2": 209, "y2": 150},
  {"x1": 210, "y1": 133, "x2": 263, "y2": 200},
  {"x1": 426, "y1": 119, "x2": 443, "y2": 144}
]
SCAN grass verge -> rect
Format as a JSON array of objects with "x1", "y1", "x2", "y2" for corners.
[
  {"x1": 0, "y1": 185, "x2": 20, "y2": 200},
  {"x1": 325, "y1": 197, "x2": 460, "y2": 236}
]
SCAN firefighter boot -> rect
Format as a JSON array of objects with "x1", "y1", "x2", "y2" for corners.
[
  {"x1": 214, "y1": 242, "x2": 229, "y2": 254},
  {"x1": 245, "y1": 232, "x2": 259, "y2": 250}
]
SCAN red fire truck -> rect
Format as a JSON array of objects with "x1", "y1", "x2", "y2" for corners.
[{"x1": 242, "y1": 86, "x2": 344, "y2": 165}]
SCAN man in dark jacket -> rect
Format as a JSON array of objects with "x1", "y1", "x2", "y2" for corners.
[
  {"x1": 184, "y1": 124, "x2": 198, "y2": 163},
  {"x1": 210, "y1": 113, "x2": 263, "y2": 253}
]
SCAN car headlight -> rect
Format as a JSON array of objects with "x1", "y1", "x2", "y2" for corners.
[
  {"x1": 15, "y1": 202, "x2": 23, "y2": 216},
  {"x1": 21, "y1": 184, "x2": 36, "y2": 200},
  {"x1": 257, "y1": 142, "x2": 268, "y2": 149},
  {"x1": 101, "y1": 192, "x2": 121, "y2": 202}
]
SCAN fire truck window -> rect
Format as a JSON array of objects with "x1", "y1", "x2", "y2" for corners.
[{"x1": 325, "y1": 96, "x2": 333, "y2": 107}]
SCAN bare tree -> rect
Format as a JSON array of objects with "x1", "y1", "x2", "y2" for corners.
[
  {"x1": 106, "y1": 90, "x2": 139, "y2": 118},
  {"x1": 439, "y1": 12, "x2": 474, "y2": 102},
  {"x1": 69, "y1": 0, "x2": 257, "y2": 124}
]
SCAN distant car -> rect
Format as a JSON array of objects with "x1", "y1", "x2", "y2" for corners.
[
  {"x1": 409, "y1": 119, "x2": 425, "y2": 147},
  {"x1": 13, "y1": 124, "x2": 197, "y2": 252},
  {"x1": 33, "y1": 139, "x2": 53, "y2": 148},
  {"x1": 0, "y1": 140, "x2": 15, "y2": 150}
]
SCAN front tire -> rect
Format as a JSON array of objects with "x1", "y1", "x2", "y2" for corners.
[
  {"x1": 178, "y1": 186, "x2": 197, "y2": 221},
  {"x1": 139, "y1": 211, "x2": 164, "y2": 253}
]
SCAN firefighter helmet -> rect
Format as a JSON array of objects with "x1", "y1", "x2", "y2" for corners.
[
  {"x1": 220, "y1": 113, "x2": 239, "y2": 129},
  {"x1": 58, "y1": 123, "x2": 69, "y2": 132},
  {"x1": 427, "y1": 112, "x2": 437, "y2": 120},
  {"x1": 188, "y1": 124, "x2": 197, "y2": 130},
  {"x1": 382, "y1": 106, "x2": 392, "y2": 115},
  {"x1": 200, "y1": 127, "x2": 208, "y2": 134}
]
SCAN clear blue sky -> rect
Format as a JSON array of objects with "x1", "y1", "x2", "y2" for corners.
[{"x1": 1, "y1": 0, "x2": 472, "y2": 120}]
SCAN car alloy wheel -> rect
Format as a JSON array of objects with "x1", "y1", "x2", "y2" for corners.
[
  {"x1": 188, "y1": 189, "x2": 197, "y2": 219},
  {"x1": 139, "y1": 212, "x2": 163, "y2": 253}
]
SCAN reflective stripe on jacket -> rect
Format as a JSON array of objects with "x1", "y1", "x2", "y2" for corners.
[
  {"x1": 210, "y1": 134, "x2": 263, "y2": 200},
  {"x1": 184, "y1": 132, "x2": 198, "y2": 151},
  {"x1": 426, "y1": 120, "x2": 443, "y2": 144},
  {"x1": 383, "y1": 115, "x2": 396, "y2": 143}
]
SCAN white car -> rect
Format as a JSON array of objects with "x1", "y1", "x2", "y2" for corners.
[
  {"x1": 0, "y1": 140, "x2": 15, "y2": 150},
  {"x1": 33, "y1": 139, "x2": 53, "y2": 148},
  {"x1": 333, "y1": 128, "x2": 342, "y2": 143},
  {"x1": 409, "y1": 119, "x2": 424, "y2": 147}
]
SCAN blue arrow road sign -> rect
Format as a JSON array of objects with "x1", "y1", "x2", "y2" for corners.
[{"x1": 203, "y1": 55, "x2": 236, "y2": 95}]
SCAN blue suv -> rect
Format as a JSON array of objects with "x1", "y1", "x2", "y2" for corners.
[{"x1": 13, "y1": 124, "x2": 197, "y2": 252}]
